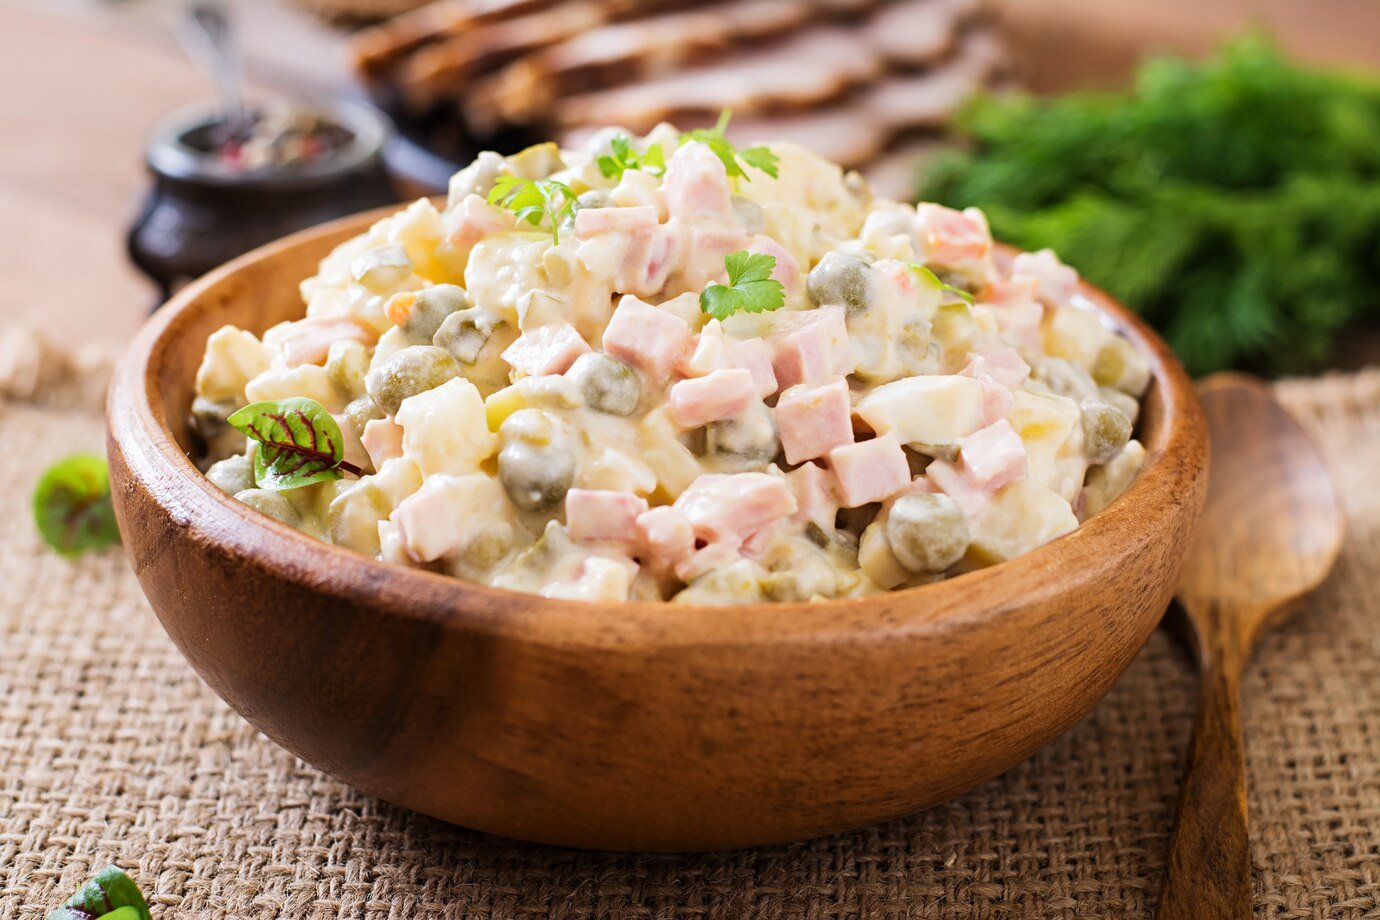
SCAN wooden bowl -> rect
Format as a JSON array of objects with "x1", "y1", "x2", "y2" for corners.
[{"x1": 107, "y1": 207, "x2": 1208, "y2": 852}]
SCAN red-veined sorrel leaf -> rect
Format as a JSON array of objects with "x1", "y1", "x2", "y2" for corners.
[
  {"x1": 45, "y1": 865, "x2": 151, "y2": 920},
  {"x1": 33, "y1": 453, "x2": 121, "y2": 558},
  {"x1": 228, "y1": 397, "x2": 362, "y2": 491}
]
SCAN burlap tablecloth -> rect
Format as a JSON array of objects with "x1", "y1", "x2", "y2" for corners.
[{"x1": 1, "y1": 325, "x2": 1376, "y2": 919}]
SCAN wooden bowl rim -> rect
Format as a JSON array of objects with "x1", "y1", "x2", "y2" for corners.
[{"x1": 109, "y1": 205, "x2": 1207, "y2": 651}]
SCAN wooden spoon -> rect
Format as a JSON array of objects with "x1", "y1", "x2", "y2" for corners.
[{"x1": 1157, "y1": 373, "x2": 1344, "y2": 919}]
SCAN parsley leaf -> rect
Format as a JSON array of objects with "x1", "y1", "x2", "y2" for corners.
[
  {"x1": 679, "y1": 110, "x2": 780, "y2": 182},
  {"x1": 597, "y1": 134, "x2": 666, "y2": 180},
  {"x1": 905, "y1": 262, "x2": 975, "y2": 305},
  {"x1": 488, "y1": 176, "x2": 578, "y2": 244},
  {"x1": 700, "y1": 251, "x2": 786, "y2": 321}
]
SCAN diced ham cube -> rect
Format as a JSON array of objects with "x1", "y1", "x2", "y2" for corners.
[
  {"x1": 748, "y1": 234, "x2": 802, "y2": 292},
  {"x1": 673, "y1": 540, "x2": 742, "y2": 584},
  {"x1": 391, "y1": 474, "x2": 508, "y2": 563},
  {"x1": 501, "y1": 322, "x2": 591, "y2": 377},
  {"x1": 444, "y1": 194, "x2": 513, "y2": 255},
  {"x1": 770, "y1": 306, "x2": 853, "y2": 389},
  {"x1": 1012, "y1": 249, "x2": 1078, "y2": 306},
  {"x1": 786, "y1": 461, "x2": 839, "y2": 531},
  {"x1": 669, "y1": 369, "x2": 758, "y2": 428},
  {"x1": 361, "y1": 418, "x2": 404, "y2": 470},
  {"x1": 565, "y1": 489, "x2": 649, "y2": 545},
  {"x1": 915, "y1": 203, "x2": 990, "y2": 267},
  {"x1": 981, "y1": 276, "x2": 1043, "y2": 351},
  {"x1": 601, "y1": 295, "x2": 695, "y2": 384},
  {"x1": 682, "y1": 224, "x2": 752, "y2": 291},
  {"x1": 828, "y1": 433, "x2": 910, "y2": 507},
  {"x1": 619, "y1": 225, "x2": 680, "y2": 296},
  {"x1": 275, "y1": 317, "x2": 376, "y2": 368},
  {"x1": 726, "y1": 337, "x2": 777, "y2": 397},
  {"x1": 672, "y1": 472, "x2": 798, "y2": 546},
  {"x1": 926, "y1": 420, "x2": 1029, "y2": 521},
  {"x1": 976, "y1": 346, "x2": 1031, "y2": 390},
  {"x1": 960, "y1": 355, "x2": 1017, "y2": 427},
  {"x1": 636, "y1": 505, "x2": 695, "y2": 567},
  {"x1": 775, "y1": 378, "x2": 854, "y2": 464},
  {"x1": 574, "y1": 205, "x2": 659, "y2": 239},
  {"x1": 663, "y1": 141, "x2": 732, "y2": 219}
]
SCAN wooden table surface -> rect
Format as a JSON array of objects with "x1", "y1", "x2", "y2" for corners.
[{"x1": 6, "y1": 0, "x2": 1377, "y2": 351}]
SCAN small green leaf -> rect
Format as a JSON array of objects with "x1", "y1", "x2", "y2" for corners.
[
  {"x1": 487, "y1": 175, "x2": 577, "y2": 244},
  {"x1": 47, "y1": 865, "x2": 151, "y2": 920},
  {"x1": 33, "y1": 454, "x2": 121, "y2": 558},
  {"x1": 700, "y1": 251, "x2": 786, "y2": 321},
  {"x1": 228, "y1": 398, "x2": 359, "y2": 491},
  {"x1": 596, "y1": 134, "x2": 667, "y2": 180},
  {"x1": 679, "y1": 110, "x2": 779, "y2": 182},
  {"x1": 906, "y1": 262, "x2": 975, "y2": 305}
]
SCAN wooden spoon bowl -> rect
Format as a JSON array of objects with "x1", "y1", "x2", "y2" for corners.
[{"x1": 106, "y1": 207, "x2": 1209, "y2": 852}]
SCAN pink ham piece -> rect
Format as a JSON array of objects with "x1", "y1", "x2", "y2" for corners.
[
  {"x1": 361, "y1": 418, "x2": 404, "y2": 470},
  {"x1": 915, "y1": 203, "x2": 990, "y2": 267},
  {"x1": 748, "y1": 234, "x2": 802, "y2": 292},
  {"x1": 786, "y1": 461, "x2": 839, "y2": 531},
  {"x1": 601, "y1": 295, "x2": 695, "y2": 384},
  {"x1": 672, "y1": 472, "x2": 798, "y2": 547},
  {"x1": 663, "y1": 141, "x2": 733, "y2": 219},
  {"x1": 574, "y1": 204, "x2": 659, "y2": 239},
  {"x1": 444, "y1": 194, "x2": 513, "y2": 255},
  {"x1": 770, "y1": 305, "x2": 852, "y2": 389},
  {"x1": 827, "y1": 433, "x2": 910, "y2": 507},
  {"x1": 926, "y1": 419, "x2": 1028, "y2": 519},
  {"x1": 980, "y1": 276, "x2": 1043, "y2": 351},
  {"x1": 976, "y1": 346, "x2": 1031, "y2": 391},
  {"x1": 1012, "y1": 249, "x2": 1078, "y2": 306},
  {"x1": 501, "y1": 322, "x2": 591, "y2": 377},
  {"x1": 960, "y1": 355, "x2": 1017, "y2": 427},
  {"x1": 681, "y1": 224, "x2": 752, "y2": 291},
  {"x1": 565, "y1": 489, "x2": 649, "y2": 545},
  {"x1": 278, "y1": 317, "x2": 376, "y2": 368},
  {"x1": 669, "y1": 368, "x2": 758, "y2": 428},
  {"x1": 775, "y1": 377, "x2": 854, "y2": 464},
  {"x1": 727, "y1": 337, "x2": 778, "y2": 397},
  {"x1": 635, "y1": 505, "x2": 695, "y2": 567}
]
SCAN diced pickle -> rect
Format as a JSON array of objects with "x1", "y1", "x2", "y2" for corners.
[
  {"x1": 365, "y1": 346, "x2": 460, "y2": 416},
  {"x1": 1080, "y1": 398, "x2": 1133, "y2": 464},
  {"x1": 325, "y1": 339, "x2": 370, "y2": 400},
  {"x1": 344, "y1": 395, "x2": 384, "y2": 438},
  {"x1": 351, "y1": 244, "x2": 412, "y2": 290},
  {"x1": 885, "y1": 493, "x2": 969, "y2": 574},
  {"x1": 930, "y1": 302, "x2": 977, "y2": 358},
  {"x1": 731, "y1": 196, "x2": 765, "y2": 235},
  {"x1": 807, "y1": 250, "x2": 878, "y2": 315},
  {"x1": 1092, "y1": 335, "x2": 1151, "y2": 396},
  {"x1": 704, "y1": 402, "x2": 779, "y2": 470},
  {"x1": 394, "y1": 284, "x2": 472, "y2": 345},
  {"x1": 206, "y1": 455, "x2": 254, "y2": 495},
  {"x1": 434, "y1": 307, "x2": 505, "y2": 365},
  {"x1": 235, "y1": 488, "x2": 302, "y2": 527},
  {"x1": 327, "y1": 480, "x2": 392, "y2": 556},
  {"x1": 568, "y1": 352, "x2": 640, "y2": 416}
]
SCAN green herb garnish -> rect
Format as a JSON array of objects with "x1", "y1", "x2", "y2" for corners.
[
  {"x1": 487, "y1": 175, "x2": 578, "y2": 244},
  {"x1": 597, "y1": 134, "x2": 666, "y2": 180},
  {"x1": 228, "y1": 397, "x2": 362, "y2": 491},
  {"x1": 33, "y1": 454, "x2": 121, "y2": 558},
  {"x1": 906, "y1": 262, "x2": 974, "y2": 305},
  {"x1": 700, "y1": 251, "x2": 786, "y2": 321},
  {"x1": 46, "y1": 865, "x2": 151, "y2": 920},
  {"x1": 920, "y1": 35, "x2": 1380, "y2": 376},
  {"x1": 679, "y1": 110, "x2": 779, "y2": 183}
]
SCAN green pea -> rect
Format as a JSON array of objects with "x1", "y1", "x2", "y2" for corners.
[
  {"x1": 498, "y1": 440, "x2": 574, "y2": 512},
  {"x1": 206, "y1": 455, "x2": 255, "y2": 495},
  {"x1": 705, "y1": 403, "x2": 778, "y2": 468},
  {"x1": 569, "y1": 352, "x2": 640, "y2": 416},
  {"x1": 1092, "y1": 334, "x2": 1151, "y2": 395},
  {"x1": 1081, "y1": 398, "x2": 1133, "y2": 464},
  {"x1": 807, "y1": 250, "x2": 878, "y2": 315},
  {"x1": 344, "y1": 395, "x2": 384, "y2": 438},
  {"x1": 351, "y1": 244, "x2": 412, "y2": 290},
  {"x1": 731, "y1": 196, "x2": 765, "y2": 235},
  {"x1": 325, "y1": 339, "x2": 370, "y2": 399},
  {"x1": 365, "y1": 345, "x2": 460, "y2": 416},
  {"x1": 885, "y1": 493, "x2": 969, "y2": 574},
  {"x1": 235, "y1": 488, "x2": 302, "y2": 527}
]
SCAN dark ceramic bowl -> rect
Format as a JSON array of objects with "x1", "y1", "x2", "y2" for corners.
[{"x1": 126, "y1": 101, "x2": 399, "y2": 299}]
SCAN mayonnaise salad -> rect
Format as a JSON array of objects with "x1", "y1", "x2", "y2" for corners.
[{"x1": 193, "y1": 124, "x2": 1150, "y2": 604}]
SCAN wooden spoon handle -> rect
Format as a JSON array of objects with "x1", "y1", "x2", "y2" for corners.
[{"x1": 1157, "y1": 614, "x2": 1252, "y2": 920}]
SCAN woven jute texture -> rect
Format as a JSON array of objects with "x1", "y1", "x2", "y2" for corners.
[{"x1": 1, "y1": 324, "x2": 1377, "y2": 919}]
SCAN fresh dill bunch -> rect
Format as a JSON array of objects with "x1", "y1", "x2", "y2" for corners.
[{"x1": 919, "y1": 35, "x2": 1380, "y2": 376}]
